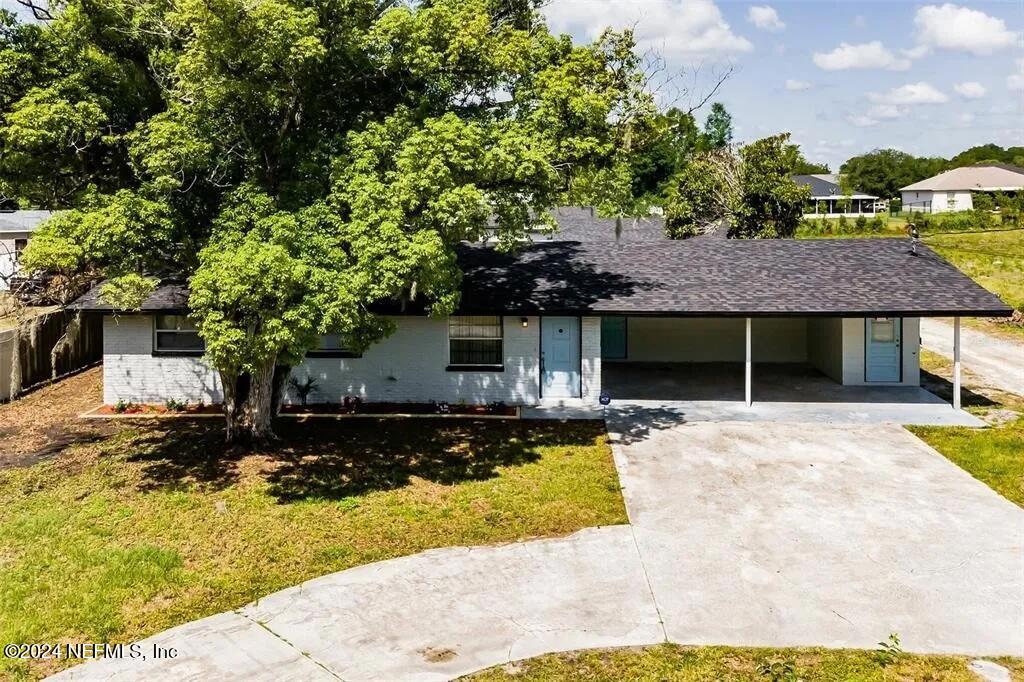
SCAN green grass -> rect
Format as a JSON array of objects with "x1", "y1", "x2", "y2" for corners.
[
  {"x1": 909, "y1": 416, "x2": 1024, "y2": 508},
  {"x1": 912, "y1": 350, "x2": 1024, "y2": 508},
  {"x1": 924, "y1": 229, "x2": 1024, "y2": 313},
  {"x1": 0, "y1": 418, "x2": 626, "y2": 680},
  {"x1": 464, "y1": 643, "x2": 1024, "y2": 681}
]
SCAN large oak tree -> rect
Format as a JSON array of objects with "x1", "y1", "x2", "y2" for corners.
[{"x1": 5, "y1": 0, "x2": 651, "y2": 442}]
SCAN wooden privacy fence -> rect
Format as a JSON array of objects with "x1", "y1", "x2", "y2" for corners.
[{"x1": 0, "y1": 310, "x2": 102, "y2": 401}]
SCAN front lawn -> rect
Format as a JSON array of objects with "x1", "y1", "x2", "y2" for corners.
[
  {"x1": 465, "y1": 643, "x2": 1022, "y2": 681},
  {"x1": 0, "y1": 417, "x2": 625, "y2": 680}
]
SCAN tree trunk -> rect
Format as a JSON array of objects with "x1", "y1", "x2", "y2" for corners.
[
  {"x1": 220, "y1": 370, "x2": 243, "y2": 444},
  {"x1": 239, "y1": 356, "x2": 276, "y2": 443},
  {"x1": 270, "y1": 364, "x2": 291, "y2": 417}
]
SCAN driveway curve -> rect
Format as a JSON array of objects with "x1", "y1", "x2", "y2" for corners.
[
  {"x1": 52, "y1": 420, "x2": 1024, "y2": 681},
  {"x1": 50, "y1": 526, "x2": 664, "y2": 681}
]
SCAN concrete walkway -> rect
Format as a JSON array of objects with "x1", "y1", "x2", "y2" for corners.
[
  {"x1": 52, "y1": 422, "x2": 1024, "y2": 681},
  {"x1": 921, "y1": 318, "x2": 1024, "y2": 396}
]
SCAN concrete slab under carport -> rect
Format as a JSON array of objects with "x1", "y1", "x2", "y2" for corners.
[{"x1": 524, "y1": 362, "x2": 984, "y2": 426}]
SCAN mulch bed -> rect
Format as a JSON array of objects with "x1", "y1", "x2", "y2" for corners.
[
  {"x1": 93, "y1": 403, "x2": 221, "y2": 416},
  {"x1": 280, "y1": 401, "x2": 517, "y2": 416},
  {"x1": 0, "y1": 367, "x2": 121, "y2": 468},
  {"x1": 88, "y1": 401, "x2": 518, "y2": 417}
]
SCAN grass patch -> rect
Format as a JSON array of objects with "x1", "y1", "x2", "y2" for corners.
[
  {"x1": 0, "y1": 418, "x2": 625, "y2": 679},
  {"x1": 912, "y1": 349, "x2": 1024, "y2": 508},
  {"x1": 924, "y1": 229, "x2": 1024, "y2": 339},
  {"x1": 909, "y1": 418, "x2": 1024, "y2": 508},
  {"x1": 464, "y1": 643, "x2": 1020, "y2": 681}
]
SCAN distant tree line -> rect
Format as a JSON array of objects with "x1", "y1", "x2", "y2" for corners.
[{"x1": 838, "y1": 145, "x2": 1024, "y2": 200}]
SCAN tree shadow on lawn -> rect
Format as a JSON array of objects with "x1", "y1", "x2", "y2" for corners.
[{"x1": 122, "y1": 418, "x2": 607, "y2": 502}]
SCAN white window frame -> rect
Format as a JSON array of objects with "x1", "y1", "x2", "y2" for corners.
[
  {"x1": 447, "y1": 316, "x2": 504, "y2": 370},
  {"x1": 152, "y1": 314, "x2": 204, "y2": 356}
]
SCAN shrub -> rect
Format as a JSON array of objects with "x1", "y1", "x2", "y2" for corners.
[
  {"x1": 890, "y1": 198, "x2": 902, "y2": 213},
  {"x1": 837, "y1": 214, "x2": 848, "y2": 233},
  {"x1": 971, "y1": 192, "x2": 995, "y2": 211},
  {"x1": 165, "y1": 398, "x2": 188, "y2": 412},
  {"x1": 855, "y1": 215, "x2": 868, "y2": 230},
  {"x1": 869, "y1": 215, "x2": 885, "y2": 232}
]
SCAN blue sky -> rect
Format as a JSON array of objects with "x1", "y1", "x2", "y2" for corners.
[
  {"x1": 3, "y1": 0, "x2": 1021, "y2": 170},
  {"x1": 545, "y1": 0, "x2": 1024, "y2": 169}
]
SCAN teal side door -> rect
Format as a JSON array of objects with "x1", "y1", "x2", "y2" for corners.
[
  {"x1": 600, "y1": 317, "x2": 627, "y2": 360},
  {"x1": 865, "y1": 318, "x2": 901, "y2": 382}
]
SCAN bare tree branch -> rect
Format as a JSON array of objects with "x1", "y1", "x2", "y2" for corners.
[{"x1": 14, "y1": 0, "x2": 54, "y2": 21}]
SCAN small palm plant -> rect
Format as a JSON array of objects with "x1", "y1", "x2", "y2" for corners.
[{"x1": 287, "y1": 376, "x2": 319, "y2": 407}]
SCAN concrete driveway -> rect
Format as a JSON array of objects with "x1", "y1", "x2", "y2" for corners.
[
  {"x1": 52, "y1": 419, "x2": 1024, "y2": 681},
  {"x1": 608, "y1": 417, "x2": 1024, "y2": 655}
]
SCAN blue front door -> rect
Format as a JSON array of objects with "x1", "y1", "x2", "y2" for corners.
[
  {"x1": 542, "y1": 317, "x2": 580, "y2": 398},
  {"x1": 865, "y1": 318, "x2": 901, "y2": 382}
]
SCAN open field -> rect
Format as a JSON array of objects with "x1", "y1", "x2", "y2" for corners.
[
  {"x1": 0, "y1": 380, "x2": 625, "y2": 679},
  {"x1": 465, "y1": 643, "x2": 1023, "y2": 681}
]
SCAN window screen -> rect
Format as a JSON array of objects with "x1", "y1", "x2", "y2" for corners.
[
  {"x1": 448, "y1": 316, "x2": 503, "y2": 366},
  {"x1": 154, "y1": 315, "x2": 204, "y2": 353},
  {"x1": 308, "y1": 334, "x2": 361, "y2": 357}
]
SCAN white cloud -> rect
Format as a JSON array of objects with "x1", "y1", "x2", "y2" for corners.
[
  {"x1": 901, "y1": 45, "x2": 930, "y2": 59},
  {"x1": 544, "y1": 0, "x2": 752, "y2": 59},
  {"x1": 812, "y1": 41, "x2": 911, "y2": 71},
  {"x1": 914, "y1": 3, "x2": 1018, "y2": 56},
  {"x1": 869, "y1": 82, "x2": 949, "y2": 105},
  {"x1": 847, "y1": 114, "x2": 879, "y2": 128},
  {"x1": 784, "y1": 79, "x2": 811, "y2": 91},
  {"x1": 953, "y1": 81, "x2": 987, "y2": 99},
  {"x1": 747, "y1": 5, "x2": 784, "y2": 32},
  {"x1": 958, "y1": 112, "x2": 975, "y2": 125},
  {"x1": 867, "y1": 104, "x2": 907, "y2": 120},
  {"x1": 1009, "y1": 59, "x2": 1024, "y2": 92}
]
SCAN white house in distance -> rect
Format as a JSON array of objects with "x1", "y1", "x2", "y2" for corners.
[
  {"x1": 901, "y1": 163, "x2": 1024, "y2": 213},
  {"x1": 0, "y1": 210, "x2": 52, "y2": 290},
  {"x1": 792, "y1": 174, "x2": 880, "y2": 218}
]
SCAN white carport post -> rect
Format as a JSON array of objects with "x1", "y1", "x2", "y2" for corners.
[
  {"x1": 745, "y1": 317, "x2": 752, "y2": 407},
  {"x1": 953, "y1": 316, "x2": 962, "y2": 410}
]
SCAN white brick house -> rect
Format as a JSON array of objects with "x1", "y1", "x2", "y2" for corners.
[{"x1": 75, "y1": 217, "x2": 1011, "y2": 410}]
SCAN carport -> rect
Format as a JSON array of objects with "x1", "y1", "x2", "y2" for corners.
[
  {"x1": 457, "y1": 236, "x2": 1012, "y2": 415},
  {"x1": 599, "y1": 315, "x2": 932, "y2": 407}
]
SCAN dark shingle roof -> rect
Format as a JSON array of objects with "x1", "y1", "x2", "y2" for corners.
[
  {"x1": 539, "y1": 206, "x2": 666, "y2": 242},
  {"x1": 792, "y1": 174, "x2": 876, "y2": 199},
  {"x1": 792, "y1": 174, "x2": 841, "y2": 197},
  {"x1": 73, "y1": 239, "x2": 1011, "y2": 317}
]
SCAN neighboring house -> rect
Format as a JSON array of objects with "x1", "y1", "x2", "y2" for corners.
[
  {"x1": 792, "y1": 174, "x2": 879, "y2": 218},
  {"x1": 901, "y1": 164, "x2": 1024, "y2": 213},
  {"x1": 73, "y1": 212, "x2": 1010, "y2": 409},
  {"x1": 0, "y1": 210, "x2": 52, "y2": 290}
]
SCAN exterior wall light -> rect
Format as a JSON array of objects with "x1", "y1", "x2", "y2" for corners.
[{"x1": 520, "y1": 317, "x2": 529, "y2": 328}]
